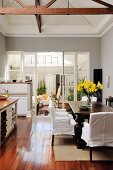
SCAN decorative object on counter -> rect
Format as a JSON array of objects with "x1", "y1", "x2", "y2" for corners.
[
  {"x1": 19, "y1": 80, "x2": 23, "y2": 83},
  {"x1": 77, "y1": 80, "x2": 103, "y2": 106},
  {"x1": 0, "y1": 94, "x2": 11, "y2": 100},
  {"x1": 12, "y1": 80, "x2": 17, "y2": 82}
]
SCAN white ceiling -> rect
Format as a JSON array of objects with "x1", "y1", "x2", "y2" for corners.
[{"x1": 0, "y1": 0, "x2": 113, "y2": 37}]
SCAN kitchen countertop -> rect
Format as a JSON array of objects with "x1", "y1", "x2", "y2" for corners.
[{"x1": 0, "y1": 99, "x2": 19, "y2": 111}]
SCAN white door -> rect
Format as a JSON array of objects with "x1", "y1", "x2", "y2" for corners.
[{"x1": 11, "y1": 96, "x2": 27, "y2": 116}]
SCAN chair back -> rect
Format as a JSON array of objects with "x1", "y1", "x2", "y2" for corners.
[
  {"x1": 91, "y1": 96, "x2": 97, "y2": 102},
  {"x1": 49, "y1": 100, "x2": 56, "y2": 119},
  {"x1": 81, "y1": 96, "x2": 88, "y2": 101},
  {"x1": 88, "y1": 112, "x2": 113, "y2": 147}
]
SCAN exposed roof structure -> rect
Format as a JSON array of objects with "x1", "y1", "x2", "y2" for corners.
[{"x1": 0, "y1": 0, "x2": 113, "y2": 37}]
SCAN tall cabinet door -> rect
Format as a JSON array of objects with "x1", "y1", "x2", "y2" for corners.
[
  {"x1": 11, "y1": 96, "x2": 27, "y2": 116},
  {"x1": 18, "y1": 97, "x2": 27, "y2": 116}
]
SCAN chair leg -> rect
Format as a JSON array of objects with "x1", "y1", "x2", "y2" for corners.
[
  {"x1": 90, "y1": 147, "x2": 92, "y2": 162},
  {"x1": 52, "y1": 134, "x2": 54, "y2": 146}
]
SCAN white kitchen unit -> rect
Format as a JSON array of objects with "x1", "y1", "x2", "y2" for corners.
[
  {"x1": 11, "y1": 96, "x2": 28, "y2": 116},
  {"x1": 0, "y1": 99, "x2": 18, "y2": 147},
  {"x1": 0, "y1": 82, "x2": 32, "y2": 116}
]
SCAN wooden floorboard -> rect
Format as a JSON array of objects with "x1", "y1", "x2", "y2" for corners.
[{"x1": 0, "y1": 116, "x2": 113, "y2": 170}]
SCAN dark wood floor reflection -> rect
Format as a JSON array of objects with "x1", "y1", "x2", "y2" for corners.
[{"x1": 0, "y1": 116, "x2": 113, "y2": 170}]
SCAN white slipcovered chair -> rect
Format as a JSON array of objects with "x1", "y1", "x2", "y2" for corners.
[
  {"x1": 49, "y1": 100, "x2": 76, "y2": 145},
  {"x1": 81, "y1": 112, "x2": 113, "y2": 161},
  {"x1": 81, "y1": 96, "x2": 97, "y2": 102},
  {"x1": 81, "y1": 96, "x2": 88, "y2": 101},
  {"x1": 49, "y1": 100, "x2": 70, "y2": 118}
]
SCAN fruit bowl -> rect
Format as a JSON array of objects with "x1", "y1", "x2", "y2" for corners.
[{"x1": 0, "y1": 94, "x2": 10, "y2": 100}]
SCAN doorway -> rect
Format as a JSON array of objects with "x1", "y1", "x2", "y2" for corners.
[{"x1": 6, "y1": 51, "x2": 90, "y2": 114}]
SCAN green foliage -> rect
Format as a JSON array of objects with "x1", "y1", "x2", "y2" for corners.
[
  {"x1": 67, "y1": 87, "x2": 74, "y2": 101},
  {"x1": 68, "y1": 93, "x2": 74, "y2": 101},
  {"x1": 37, "y1": 80, "x2": 46, "y2": 95}
]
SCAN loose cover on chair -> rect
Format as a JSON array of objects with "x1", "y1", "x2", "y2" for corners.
[
  {"x1": 49, "y1": 100, "x2": 76, "y2": 144},
  {"x1": 81, "y1": 96, "x2": 88, "y2": 101},
  {"x1": 81, "y1": 112, "x2": 113, "y2": 147},
  {"x1": 49, "y1": 100, "x2": 69, "y2": 118},
  {"x1": 81, "y1": 96, "x2": 97, "y2": 102}
]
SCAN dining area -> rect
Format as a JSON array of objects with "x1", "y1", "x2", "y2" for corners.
[
  {"x1": 48, "y1": 96, "x2": 113, "y2": 162},
  {"x1": 69, "y1": 100, "x2": 113, "y2": 161},
  {"x1": 49, "y1": 79, "x2": 113, "y2": 162}
]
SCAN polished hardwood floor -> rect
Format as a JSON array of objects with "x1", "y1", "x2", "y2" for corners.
[{"x1": 0, "y1": 115, "x2": 113, "y2": 170}]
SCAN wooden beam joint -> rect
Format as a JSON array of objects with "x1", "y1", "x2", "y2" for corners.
[
  {"x1": 45, "y1": 0, "x2": 57, "y2": 8},
  {"x1": 92, "y1": 0, "x2": 113, "y2": 9},
  {"x1": 35, "y1": 0, "x2": 41, "y2": 33}
]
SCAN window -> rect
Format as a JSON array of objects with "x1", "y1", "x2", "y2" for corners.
[
  {"x1": 46, "y1": 55, "x2": 51, "y2": 64},
  {"x1": 24, "y1": 55, "x2": 35, "y2": 66},
  {"x1": 7, "y1": 53, "x2": 21, "y2": 81},
  {"x1": 38, "y1": 56, "x2": 44, "y2": 64},
  {"x1": 52, "y1": 57, "x2": 58, "y2": 64},
  {"x1": 37, "y1": 52, "x2": 63, "y2": 65}
]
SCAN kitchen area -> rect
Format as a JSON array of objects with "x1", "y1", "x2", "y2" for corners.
[{"x1": 0, "y1": 82, "x2": 32, "y2": 117}]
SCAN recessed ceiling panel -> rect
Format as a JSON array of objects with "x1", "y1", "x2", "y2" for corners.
[
  {"x1": 8, "y1": 15, "x2": 36, "y2": 25},
  {"x1": 0, "y1": 0, "x2": 113, "y2": 36}
]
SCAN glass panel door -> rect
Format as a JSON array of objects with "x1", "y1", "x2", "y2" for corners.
[
  {"x1": 7, "y1": 52, "x2": 21, "y2": 81},
  {"x1": 36, "y1": 52, "x2": 63, "y2": 108},
  {"x1": 63, "y1": 52, "x2": 76, "y2": 102},
  {"x1": 23, "y1": 52, "x2": 37, "y2": 113},
  {"x1": 77, "y1": 52, "x2": 90, "y2": 100}
]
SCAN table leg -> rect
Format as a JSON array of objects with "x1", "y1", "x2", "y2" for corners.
[{"x1": 74, "y1": 124, "x2": 82, "y2": 149}]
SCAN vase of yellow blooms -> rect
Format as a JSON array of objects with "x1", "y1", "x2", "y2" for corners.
[{"x1": 77, "y1": 80, "x2": 103, "y2": 106}]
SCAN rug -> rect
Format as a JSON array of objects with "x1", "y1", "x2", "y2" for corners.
[{"x1": 53, "y1": 136, "x2": 113, "y2": 161}]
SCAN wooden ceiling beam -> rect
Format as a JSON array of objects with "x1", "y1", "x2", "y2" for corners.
[
  {"x1": 0, "y1": 7, "x2": 113, "y2": 15},
  {"x1": 92, "y1": 0, "x2": 113, "y2": 8},
  {"x1": 15, "y1": 0, "x2": 26, "y2": 7},
  {"x1": 35, "y1": 14, "x2": 41, "y2": 33},
  {"x1": 35, "y1": 0, "x2": 41, "y2": 33},
  {"x1": 45, "y1": 0, "x2": 57, "y2": 8}
]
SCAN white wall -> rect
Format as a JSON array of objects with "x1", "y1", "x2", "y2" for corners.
[
  {"x1": 101, "y1": 26, "x2": 113, "y2": 104},
  {"x1": 6, "y1": 37, "x2": 101, "y2": 80},
  {"x1": 0, "y1": 33, "x2": 7, "y2": 78}
]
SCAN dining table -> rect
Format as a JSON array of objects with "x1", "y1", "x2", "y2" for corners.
[{"x1": 69, "y1": 101, "x2": 113, "y2": 149}]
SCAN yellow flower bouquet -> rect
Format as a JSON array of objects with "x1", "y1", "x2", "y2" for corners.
[{"x1": 77, "y1": 80, "x2": 103, "y2": 102}]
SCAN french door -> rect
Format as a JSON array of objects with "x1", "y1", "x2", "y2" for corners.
[{"x1": 6, "y1": 51, "x2": 90, "y2": 113}]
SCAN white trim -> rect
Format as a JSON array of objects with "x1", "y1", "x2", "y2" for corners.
[
  {"x1": 74, "y1": 52, "x2": 77, "y2": 101},
  {"x1": 5, "y1": 33, "x2": 101, "y2": 37}
]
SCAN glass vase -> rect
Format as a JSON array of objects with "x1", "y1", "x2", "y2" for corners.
[{"x1": 87, "y1": 95, "x2": 91, "y2": 108}]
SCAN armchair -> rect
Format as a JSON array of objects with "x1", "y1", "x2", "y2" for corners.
[
  {"x1": 49, "y1": 101, "x2": 76, "y2": 145},
  {"x1": 49, "y1": 100, "x2": 70, "y2": 118},
  {"x1": 81, "y1": 112, "x2": 113, "y2": 161}
]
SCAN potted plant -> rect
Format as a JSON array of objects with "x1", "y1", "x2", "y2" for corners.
[{"x1": 37, "y1": 80, "x2": 46, "y2": 95}]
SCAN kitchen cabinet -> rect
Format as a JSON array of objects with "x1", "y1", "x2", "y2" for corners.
[
  {"x1": 0, "y1": 82, "x2": 32, "y2": 116},
  {"x1": 11, "y1": 96, "x2": 27, "y2": 116},
  {"x1": 0, "y1": 99, "x2": 18, "y2": 147}
]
